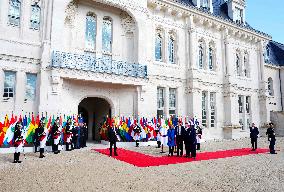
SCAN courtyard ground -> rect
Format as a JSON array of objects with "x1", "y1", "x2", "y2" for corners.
[{"x1": 0, "y1": 137, "x2": 283, "y2": 192}]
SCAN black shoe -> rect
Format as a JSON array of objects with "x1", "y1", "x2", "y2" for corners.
[
  {"x1": 17, "y1": 161, "x2": 22, "y2": 163},
  {"x1": 114, "y1": 154, "x2": 118, "y2": 156}
]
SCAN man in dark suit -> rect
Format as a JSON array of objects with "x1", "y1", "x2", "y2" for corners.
[
  {"x1": 108, "y1": 123, "x2": 118, "y2": 156},
  {"x1": 266, "y1": 123, "x2": 274, "y2": 141},
  {"x1": 250, "y1": 123, "x2": 259, "y2": 151},
  {"x1": 175, "y1": 121, "x2": 185, "y2": 157},
  {"x1": 184, "y1": 123, "x2": 197, "y2": 158}
]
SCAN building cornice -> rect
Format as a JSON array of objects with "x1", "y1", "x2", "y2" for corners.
[{"x1": 148, "y1": 0, "x2": 271, "y2": 42}]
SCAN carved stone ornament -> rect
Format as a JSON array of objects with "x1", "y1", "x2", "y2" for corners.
[
  {"x1": 120, "y1": 11, "x2": 136, "y2": 33},
  {"x1": 65, "y1": 0, "x2": 79, "y2": 26}
]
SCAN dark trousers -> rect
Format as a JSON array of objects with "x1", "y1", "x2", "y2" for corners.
[
  {"x1": 72, "y1": 137, "x2": 78, "y2": 149},
  {"x1": 109, "y1": 141, "x2": 117, "y2": 156},
  {"x1": 168, "y1": 146, "x2": 174, "y2": 156},
  {"x1": 34, "y1": 142, "x2": 39, "y2": 153},
  {"x1": 157, "y1": 141, "x2": 161, "y2": 148},
  {"x1": 251, "y1": 138, "x2": 257, "y2": 150},
  {"x1": 185, "y1": 143, "x2": 196, "y2": 158},
  {"x1": 269, "y1": 140, "x2": 276, "y2": 153},
  {"x1": 176, "y1": 136, "x2": 183, "y2": 156},
  {"x1": 196, "y1": 143, "x2": 200, "y2": 150}
]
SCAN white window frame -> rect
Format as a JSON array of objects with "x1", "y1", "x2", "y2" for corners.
[{"x1": 3, "y1": 71, "x2": 16, "y2": 99}]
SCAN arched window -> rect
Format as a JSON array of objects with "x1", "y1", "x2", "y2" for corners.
[
  {"x1": 236, "y1": 53, "x2": 241, "y2": 76},
  {"x1": 30, "y1": 3, "x2": 41, "y2": 30},
  {"x1": 198, "y1": 44, "x2": 204, "y2": 69},
  {"x1": 155, "y1": 31, "x2": 163, "y2": 61},
  {"x1": 268, "y1": 77, "x2": 274, "y2": 96},
  {"x1": 208, "y1": 47, "x2": 213, "y2": 70},
  {"x1": 102, "y1": 17, "x2": 112, "y2": 53},
  {"x1": 168, "y1": 35, "x2": 175, "y2": 64},
  {"x1": 85, "y1": 13, "x2": 96, "y2": 50},
  {"x1": 8, "y1": 0, "x2": 21, "y2": 26}
]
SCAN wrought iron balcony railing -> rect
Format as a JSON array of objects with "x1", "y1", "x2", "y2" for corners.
[{"x1": 51, "y1": 51, "x2": 148, "y2": 78}]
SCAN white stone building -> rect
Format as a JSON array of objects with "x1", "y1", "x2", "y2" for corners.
[{"x1": 0, "y1": 0, "x2": 283, "y2": 140}]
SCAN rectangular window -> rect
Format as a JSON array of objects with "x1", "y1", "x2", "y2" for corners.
[
  {"x1": 169, "y1": 88, "x2": 176, "y2": 115},
  {"x1": 202, "y1": 91, "x2": 207, "y2": 127},
  {"x1": 210, "y1": 93, "x2": 216, "y2": 128},
  {"x1": 246, "y1": 96, "x2": 250, "y2": 114},
  {"x1": 30, "y1": 4, "x2": 41, "y2": 30},
  {"x1": 235, "y1": 7, "x2": 243, "y2": 23},
  {"x1": 157, "y1": 87, "x2": 165, "y2": 116},
  {"x1": 3, "y1": 71, "x2": 16, "y2": 98},
  {"x1": 8, "y1": 0, "x2": 21, "y2": 26},
  {"x1": 238, "y1": 95, "x2": 243, "y2": 113},
  {"x1": 25, "y1": 73, "x2": 37, "y2": 101}
]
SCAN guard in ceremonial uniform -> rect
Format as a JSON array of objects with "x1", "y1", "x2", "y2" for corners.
[
  {"x1": 266, "y1": 123, "x2": 274, "y2": 141},
  {"x1": 34, "y1": 126, "x2": 39, "y2": 153},
  {"x1": 249, "y1": 123, "x2": 259, "y2": 151},
  {"x1": 133, "y1": 124, "x2": 142, "y2": 147},
  {"x1": 266, "y1": 123, "x2": 277, "y2": 154},
  {"x1": 184, "y1": 122, "x2": 197, "y2": 158},
  {"x1": 65, "y1": 120, "x2": 73, "y2": 151},
  {"x1": 37, "y1": 120, "x2": 46, "y2": 158},
  {"x1": 72, "y1": 122, "x2": 79, "y2": 149},
  {"x1": 155, "y1": 123, "x2": 161, "y2": 148},
  {"x1": 108, "y1": 123, "x2": 118, "y2": 156},
  {"x1": 175, "y1": 121, "x2": 185, "y2": 157},
  {"x1": 81, "y1": 123, "x2": 87, "y2": 148},
  {"x1": 13, "y1": 120, "x2": 23, "y2": 163},
  {"x1": 52, "y1": 118, "x2": 61, "y2": 154},
  {"x1": 196, "y1": 126, "x2": 202, "y2": 150}
]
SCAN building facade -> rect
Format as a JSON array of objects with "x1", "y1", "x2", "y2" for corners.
[{"x1": 0, "y1": 0, "x2": 283, "y2": 140}]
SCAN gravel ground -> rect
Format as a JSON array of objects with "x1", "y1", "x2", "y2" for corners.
[{"x1": 0, "y1": 137, "x2": 283, "y2": 192}]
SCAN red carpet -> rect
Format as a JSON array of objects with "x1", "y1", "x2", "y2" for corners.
[{"x1": 92, "y1": 148, "x2": 269, "y2": 167}]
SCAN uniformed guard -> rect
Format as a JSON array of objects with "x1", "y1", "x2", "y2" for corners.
[
  {"x1": 108, "y1": 122, "x2": 118, "y2": 156},
  {"x1": 33, "y1": 126, "x2": 39, "y2": 153},
  {"x1": 37, "y1": 120, "x2": 46, "y2": 158},
  {"x1": 175, "y1": 120, "x2": 185, "y2": 157},
  {"x1": 133, "y1": 124, "x2": 142, "y2": 147},
  {"x1": 266, "y1": 123, "x2": 274, "y2": 141},
  {"x1": 65, "y1": 120, "x2": 73, "y2": 151},
  {"x1": 52, "y1": 118, "x2": 61, "y2": 154},
  {"x1": 80, "y1": 123, "x2": 87, "y2": 148},
  {"x1": 72, "y1": 122, "x2": 79, "y2": 149},
  {"x1": 155, "y1": 123, "x2": 161, "y2": 148},
  {"x1": 267, "y1": 123, "x2": 277, "y2": 154},
  {"x1": 13, "y1": 120, "x2": 23, "y2": 163},
  {"x1": 196, "y1": 125, "x2": 202, "y2": 150}
]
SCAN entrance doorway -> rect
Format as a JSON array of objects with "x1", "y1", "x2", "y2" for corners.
[{"x1": 78, "y1": 97, "x2": 111, "y2": 141}]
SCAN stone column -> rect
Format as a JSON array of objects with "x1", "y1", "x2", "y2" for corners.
[
  {"x1": 14, "y1": 71, "x2": 26, "y2": 114},
  {"x1": 188, "y1": 89, "x2": 202, "y2": 122},
  {"x1": 164, "y1": 87, "x2": 169, "y2": 117}
]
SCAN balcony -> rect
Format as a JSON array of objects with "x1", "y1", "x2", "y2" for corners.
[{"x1": 51, "y1": 51, "x2": 148, "y2": 79}]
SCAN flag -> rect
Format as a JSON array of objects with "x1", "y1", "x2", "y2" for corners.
[
  {"x1": 3, "y1": 120, "x2": 17, "y2": 146},
  {"x1": 25, "y1": 114, "x2": 37, "y2": 144}
]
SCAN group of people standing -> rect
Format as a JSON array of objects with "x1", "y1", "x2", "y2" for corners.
[
  {"x1": 249, "y1": 122, "x2": 277, "y2": 154},
  {"x1": 156, "y1": 121, "x2": 202, "y2": 159},
  {"x1": 12, "y1": 117, "x2": 88, "y2": 163},
  {"x1": 107, "y1": 120, "x2": 202, "y2": 158}
]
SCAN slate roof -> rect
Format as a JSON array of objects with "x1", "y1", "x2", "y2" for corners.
[
  {"x1": 169, "y1": 0, "x2": 270, "y2": 37},
  {"x1": 169, "y1": 0, "x2": 284, "y2": 67},
  {"x1": 266, "y1": 41, "x2": 284, "y2": 66}
]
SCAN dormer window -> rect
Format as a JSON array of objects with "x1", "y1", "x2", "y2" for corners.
[
  {"x1": 235, "y1": 7, "x2": 243, "y2": 24},
  {"x1": 202, "y1": 0, "x2": 209, "y2": 8}
]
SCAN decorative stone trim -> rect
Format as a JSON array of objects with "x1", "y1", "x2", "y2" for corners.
[{"x1": 0, "y1": 54, "x2": 41, "y2": 65}]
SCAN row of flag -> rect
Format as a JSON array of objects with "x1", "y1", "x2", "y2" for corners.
[
  {"x1": 100, "y1": 116, "x2": 200, "y2": 142},
  {"x1": 0, "y1": 113, "x2": 81, "y2": 147},
  {"x1": 0, "y1": 113, "x2": 200, "y2": 146}
]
